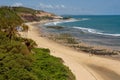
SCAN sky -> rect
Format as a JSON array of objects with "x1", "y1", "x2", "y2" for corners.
[{"x1": 0, "y1": 0, "x2": 120, "y2": 15}]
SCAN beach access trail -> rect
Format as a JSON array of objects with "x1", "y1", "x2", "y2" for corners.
[{"x1": 21, "y1": 22, "x2": 120, "y2": 80}]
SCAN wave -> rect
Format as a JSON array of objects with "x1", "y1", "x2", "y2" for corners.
[
  {"x1": 73, "y1": 27, "x2": 120, "y2": 37},
  {"x1": 79, "y1": 18, "x2": 90, "y2": 21},
  {"x1": 44, "y1": 18, "x2": 80, "y2": 26},
  {"x1": 44, "y1": 18, "x2": 90, "y2": 26}
]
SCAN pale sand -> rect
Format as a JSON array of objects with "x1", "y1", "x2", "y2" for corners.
[{"x1": 21, "y1": 22, "x2": 120, "y2": 80}]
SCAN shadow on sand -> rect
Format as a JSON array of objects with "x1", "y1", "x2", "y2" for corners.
[{"x1": 88, "y1": 64, "x2": 120, "y2": 80}]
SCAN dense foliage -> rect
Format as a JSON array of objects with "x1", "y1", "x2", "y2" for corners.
[
  {"x1": 0, "y1": 6, "x2": 75, "y2": 80},
  {"x1": 0, "y1": 6, "x2": 23, "y2": 29},
  {"x1": 0, "y1": 6, "x2": 23, "y2": 40},
  {"x1": 31, "y1": 48, "x2": 75, "y2": 80},
  {"x1": 0, "y1": 39, "x2": 75, "y2": 80}
]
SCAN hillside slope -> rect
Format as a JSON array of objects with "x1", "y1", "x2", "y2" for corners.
[
  {"x1": 12, "y1": 6, "x2": 61, "y2": 22},
  {"x1": 0, "y1": 6, "x2": 75, "y2": 80}
]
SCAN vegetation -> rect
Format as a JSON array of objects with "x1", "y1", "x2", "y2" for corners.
[
  {"x1": 0, "y1": 6, "x2": 75, "y2": 80},
  {"x1": 0, "y1": 6, "x2": 23, "y2": 40},
  {"x1": 39, "y1": 16, "x2": 54, "y2": 20},
  {"x1": 0, "y1": 6, "x2": 57, "y2": 22},
  {"x1": 22, "y1": 24, "x2": 29, "y2": 31},
  {"x1": 31, "y1": 48, "x2": 75, "y2": 80},
  {"x1": 13, "y1": 6, "x2": 37, "y2": 14},
  {"x1": 0, "y1": 40, "x2": 75, "y2": 80},
  {"x1": 12, "y1": 6, "x2": 56, "y2": 21}
]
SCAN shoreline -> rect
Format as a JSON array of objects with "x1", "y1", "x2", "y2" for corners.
[
  {"x1": 31, "y1": 21, "x2": 120, "y2": 61},
  {"x1": 41, "y1": 18, "x2": 120, "y2": 51},
  {"x1": 36, "y1": 21, "x2": 120, "y2": 56},
  {"x1": 21, "y1": 21, "x2": 120, "y2": 80}
]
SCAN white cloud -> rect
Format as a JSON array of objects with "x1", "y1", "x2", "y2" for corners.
[
  {"x1": 61, "y1": 5, "x2": 65, "y2": 8},
  {"x1": 39, "y1": 3, "x2": 53, "y2": 9},
  {"x1": 39, "y1": 3, "x2": 66, "y2": 9},
  {"x1": 12, "y1": 2, "x2": 23, "y2": 7}
]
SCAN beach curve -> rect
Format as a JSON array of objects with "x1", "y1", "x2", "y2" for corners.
[{"x1": 20, "y1": 22, "x2": 120, "y2": 80}]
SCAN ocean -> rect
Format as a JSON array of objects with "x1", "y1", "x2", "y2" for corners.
[{"x1": 43, "y1": 15, "x2": 120, "y2": 50}]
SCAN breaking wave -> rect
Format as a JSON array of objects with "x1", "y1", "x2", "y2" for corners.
[
  {"x1": 44, "y1": 18, "x2": 84, "y2": 26},
  {"x1": 73, "y1": 27, "x2": 120, "y2": 37}
]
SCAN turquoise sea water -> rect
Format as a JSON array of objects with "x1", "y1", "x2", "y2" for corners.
[
  {"x1": 43, "y1": 15, "x2": 120, "y2": 50},
  {"x1": 60, "y1": 15, "x2": 120, "y2": 36}
]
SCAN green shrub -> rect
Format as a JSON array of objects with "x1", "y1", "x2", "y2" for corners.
[{"x1": 31, "y1": 48, "x2": 75, "y2": 80}]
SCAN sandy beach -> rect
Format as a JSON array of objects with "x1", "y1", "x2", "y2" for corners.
[{"x1": 21, "y1": 22, "x2": 120, "y2": 80}]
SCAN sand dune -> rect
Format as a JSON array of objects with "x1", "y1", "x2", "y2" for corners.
[{"x1": 21, "y1": 22, "x2": 120, "y2": 80}]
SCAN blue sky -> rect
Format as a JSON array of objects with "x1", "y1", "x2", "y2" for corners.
[{"x1": 0, "y1": 0, "x2": 120, "y2": 15}]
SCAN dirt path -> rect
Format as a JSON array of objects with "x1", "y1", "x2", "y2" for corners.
[{"x1": 21, "y1": 22, "x2": 120, "y2": 80}]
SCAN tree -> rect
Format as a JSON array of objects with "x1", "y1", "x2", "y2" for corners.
[{"x1": 0, "y1": 7, "x2": 23, "y2": 40}]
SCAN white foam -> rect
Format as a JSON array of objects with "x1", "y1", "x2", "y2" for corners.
[
  {"x1": 44, "y1": 18, "x2": 90, "y2": 26},
  {"x1": 81, "y1": 18, "x2": 90, "y2": 21},
  {"x1": 44, "y1": 18, "x2": 79, "y2": 26},
  {"x1": 73, "y1": 27, "x2": 120, "y2": 37},
  {"x1": 44, "y1": 18, "x2": 120, "y2": 37},
  {"x1": 98, "y1": 33, "x2": 120, "y2": 37}
]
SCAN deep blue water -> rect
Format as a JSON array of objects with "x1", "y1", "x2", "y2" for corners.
[{"x1": 59, "y1": 15, "x2": 120, "y2": 36}]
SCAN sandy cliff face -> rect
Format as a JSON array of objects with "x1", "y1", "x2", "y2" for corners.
[{"x1": 16, "y1": 7, "x2": 62, "y2": 22}]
